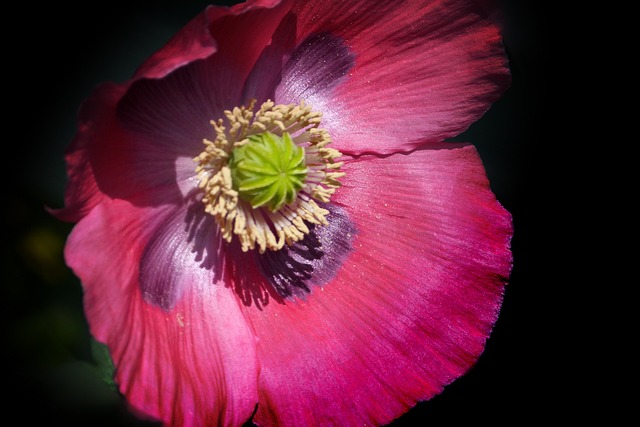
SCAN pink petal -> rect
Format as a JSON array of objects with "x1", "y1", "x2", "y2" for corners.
[
  {"x1": 132, "y1": 8, "x2": 215, "y2": 80},
  {"x1": 205, "y1": 0, "x2": 294, "y2": 86},
  {"x1": 65, "y1": 200, "x2": 259, "y2": 426},
  {"x1": 246, "y1": 144, "x2": 512, "y2": 426},
  {"x1": 283, "y1": 0, "x2": 510, "y2": 154},
  {"x1": 242, "y1": 9, "x2": 297, "y2": 104},
  {"x1": 49, "y1": 83, "x2": 127, "y2": 222}
]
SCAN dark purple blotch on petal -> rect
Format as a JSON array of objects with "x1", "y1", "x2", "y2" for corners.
[
  {"x1": 245, "y1": 29, "x2": 355, "y2": 104},
  {"x1": 257, "y1": 204, "x2": 356, "y2": 299},
  {"x1": 140, "y1": 197, "x2": 223, "y2": 310},
  {"x1": 272, "y1": 32, "x2": 355, "y2": 103}
]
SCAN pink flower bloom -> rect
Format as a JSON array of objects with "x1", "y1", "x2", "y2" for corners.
[{"x1": 53, "y1": 0, "x2": 513, "y2": 425}]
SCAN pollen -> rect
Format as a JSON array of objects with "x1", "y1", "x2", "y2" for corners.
[{"x1": 194, "y1": 99, "x2": 344, "y2": 253}]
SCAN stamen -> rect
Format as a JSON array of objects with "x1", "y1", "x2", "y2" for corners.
[{"x1": 194, "y1": 100, "x2": 343, "y2": 253}]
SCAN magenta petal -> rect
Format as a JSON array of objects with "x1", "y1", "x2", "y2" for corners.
[
  {"x1": 247, "y1": 144, "x2": 512, "y2": 426},
  {"x1": 241, "y1": 10, "x2": 296, "y2": 103},
  {"x1": 65, "y1": 200, "x2": 258, "y2": 426},
  {"x1": 205, "y1": 0, "x2": 294, "y2": 87},
  {"x1": 49, "y1": 83, "x2": 127, "y2": 222},
  {"x1": 290, "y1": 0, "x2": 510, "y2": 154},
  {"x1": 133, "y1": 9, "x2": 216, "y2": 80}
]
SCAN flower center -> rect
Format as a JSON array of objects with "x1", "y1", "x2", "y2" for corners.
[
  {"x1": 228, "y1": 131, "x2": 307, "y2": 212},
  {"x1": 194, "y1": 100, "x2": 344, "y2": 253}
]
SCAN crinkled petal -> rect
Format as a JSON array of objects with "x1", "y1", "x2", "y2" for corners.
[
  {"x1": 280, "y1": 0, "x2": 509, "y2": 154},
  {"x1": 247, "y1": 144, "x2": 512, "y2": 426},
  {"x1": 65, "y1": 200, "x2": 258, "y2": 426}
]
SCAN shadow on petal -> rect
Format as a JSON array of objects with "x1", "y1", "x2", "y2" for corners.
[
  {"x1": 242, "y1": 11, "x2": 297, "y2": 104},
  {"x1": 183, "y1": 192, "x2": 225, "y2": 273},
  {"x1": 222, "y1": 204, "x2": 356, "y2": 310}
]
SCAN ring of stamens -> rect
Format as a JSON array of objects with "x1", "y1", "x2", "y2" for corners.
[{"x1": 194, "y1": 99, "x2": 344, "y2": 253}]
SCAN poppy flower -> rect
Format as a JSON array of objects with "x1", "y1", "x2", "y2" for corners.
[{"x1": 53, "y1": 0, "x2": 513, "y2": 425}]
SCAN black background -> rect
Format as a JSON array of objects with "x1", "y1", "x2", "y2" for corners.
[{"x1": 5, "y1": 0, "x2": 557, "y2": 425}]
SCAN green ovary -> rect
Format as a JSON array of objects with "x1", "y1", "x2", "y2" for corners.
[{"x1": 228, "y1": 132, "x2": 308, "y2": 212}]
